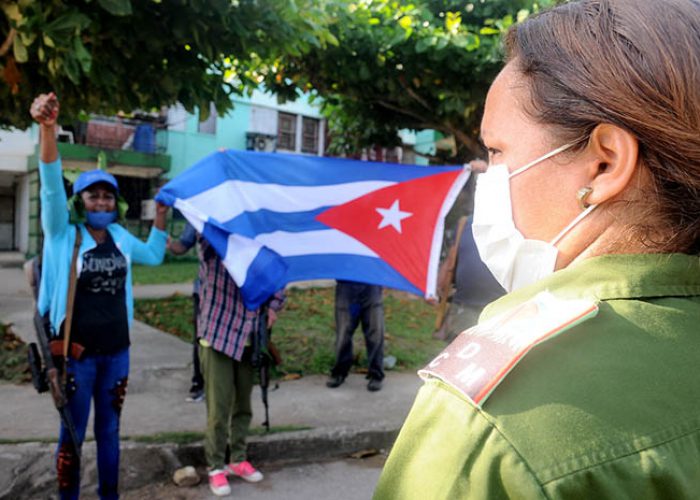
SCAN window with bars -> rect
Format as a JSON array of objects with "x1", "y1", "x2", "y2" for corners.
[
  {"x1": 301, "y1": 117, "x2": 320, "y2": 154},
  {"x1": 277, "y1": 112, "x2": 297, "y2": 150}
]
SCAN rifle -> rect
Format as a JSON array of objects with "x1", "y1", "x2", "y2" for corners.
[
  {"x1": 434, "y1": 216, "x2": 469, "y2": 339},
  {"x1": 25, "y1": 241, "x2": 83, "y2": 460},
  {"x1": 30, "y1": 309, "x2": 82, "y2": 458},
  {"x1": 252, "y1": 302, "x2": 272, "y2": 432}
]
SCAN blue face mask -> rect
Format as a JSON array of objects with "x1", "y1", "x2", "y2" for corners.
[{"x1": 86, "y1": 210, "x2": 117, "y2": 230}]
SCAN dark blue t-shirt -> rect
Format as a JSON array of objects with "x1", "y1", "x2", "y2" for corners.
[{"x1": 452, "y1": 221, "x2": 505, "y2": 307}]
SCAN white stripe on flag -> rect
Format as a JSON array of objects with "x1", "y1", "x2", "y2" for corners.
[
  {"x1": 223, "y1": 233, "x2": 263, "y2": 285},
  {"x1": 256, "y1": 229, "x2": 378, "y2": 257},
  {"x1": 181, "y1": 180, "x2": 395, "y2": 224},
  {"x1": 221, "y1": 228, "x2": 379, "y2": 287},
  {"x1": 174, "y1": 200, "x2": 206, "y2": 232}
]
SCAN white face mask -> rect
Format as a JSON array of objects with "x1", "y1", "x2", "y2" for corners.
[{"x1": 472, "y1": 143, "x2": 597, "y2": 292}]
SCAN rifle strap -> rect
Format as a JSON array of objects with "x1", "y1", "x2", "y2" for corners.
[
  {"x1": 62, "y1": 226, "x2": 82, "y2": 362},
  {"x1": 434, "y1": 216, "x2": 469, "y2": 332},
  {"x1": 451, "y1": 216, "x2": 469, "y2": 271}
]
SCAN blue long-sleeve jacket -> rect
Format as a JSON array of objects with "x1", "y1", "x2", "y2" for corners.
[{"x1": 37, "y1": 157, "x2": 167, "y2": 336}]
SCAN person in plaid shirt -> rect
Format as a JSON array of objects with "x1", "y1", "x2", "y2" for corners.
[{"x1": 170, "y1": 222, "x2": 285, "y2": 497}]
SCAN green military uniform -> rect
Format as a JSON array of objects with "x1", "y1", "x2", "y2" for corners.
[{"x1": 375, "y1": 253, "x2": 700, "y2": 499}]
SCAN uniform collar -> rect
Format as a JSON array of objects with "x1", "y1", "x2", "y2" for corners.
[{"x1": 483, "y1": 253, "x2": 700, "y2": 319}]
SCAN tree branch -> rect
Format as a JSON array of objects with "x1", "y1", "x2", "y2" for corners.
[
  {"x1": 374, "y1": 98, "x2": 437, "y2": 126},
  {"x1": 0, "y1": 28, "x2": 15, "y2": 57},
  {"x1": 451, "y1": 127, "x2": 482, "y2": 157},
  {"x1": 397, "y1": 75, "x2": 433, "y2": 112}
]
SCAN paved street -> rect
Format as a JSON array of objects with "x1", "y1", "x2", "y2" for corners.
[{"x1": 116, "y1": 456, "x2": 385, "y2": 500}]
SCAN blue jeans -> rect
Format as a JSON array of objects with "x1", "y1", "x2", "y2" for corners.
[
  {"x1": 331, "y1": 282, "x2": 385, "y2": 381},
  {"x1": 57, "y1": 348, "x2": 129, "y2": 500}
]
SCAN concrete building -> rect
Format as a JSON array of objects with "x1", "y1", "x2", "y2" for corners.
[
  {"x1": 0, "y1": 129, "x2": 35, "y2": 254},
  {"x1": 164, "y1": 89, "x2": 434, "y2": 179}
]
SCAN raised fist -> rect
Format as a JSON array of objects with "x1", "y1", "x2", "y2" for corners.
[{"x1": 30, "y1": 92, "x2": 60, "y2": 127}]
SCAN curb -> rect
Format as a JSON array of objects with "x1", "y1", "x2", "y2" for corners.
[
  {"x1": 174, "y1": 425, "x2": 399, "y2": 466},
  {"x1": 0, "y1": 425, "x2": 399, "y2": 499}
]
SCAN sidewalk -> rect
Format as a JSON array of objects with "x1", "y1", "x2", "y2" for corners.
[{"x1": 0, "y1": 266, "x2": 422, "y2": 497}]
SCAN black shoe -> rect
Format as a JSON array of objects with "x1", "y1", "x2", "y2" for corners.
[
  {"x1": 186, "y1": 387, "x2": 205, "y2": 403},
  {"x1": 367, "y1": 378, "x2": 382, "y2": 392},
  {"x1": 326, "y1": 375, "x2": 346, "y2": 388}
]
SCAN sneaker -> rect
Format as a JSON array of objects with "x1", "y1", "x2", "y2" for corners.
[
  {"x1": 208, "y1": 469, "x2": 231, "y2": 496},
  {"x1": 367, "y1": 378, "x2": 383, "y2": 392},
  {"x1": 227, "y1": 460, "x2": 264, "y2": 483},
  {"x1": 186, "y1": 387, "x2": 205, "y2": 403},
  {"x1": 326, "y1": 375, "x2": 346, "y2": 388}
]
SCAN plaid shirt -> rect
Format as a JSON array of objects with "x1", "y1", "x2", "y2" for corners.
[{"x1": 187, "y1": 230, "x2": 284, "y2": 360}]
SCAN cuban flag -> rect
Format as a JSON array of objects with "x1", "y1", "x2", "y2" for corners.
[{"x1": 156, "y1": 150, "x2": 470, "y2": 310}]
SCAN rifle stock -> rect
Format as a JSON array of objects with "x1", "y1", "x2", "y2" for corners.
[{"x1": 434, "y1": 216, "x2": 469, "y2": 334}]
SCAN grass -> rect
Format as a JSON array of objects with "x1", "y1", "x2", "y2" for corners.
[
  {"x1": 134, "y1": 286, "x2": 445, "y2": 376},
  {"x1": 0, "y1": 324, "x2": 32, "y2": 384},
  {"x1": 131, "y1": 260, "x2": 199, "y2": 285},
  {"x1": 134, "y1": 294, "x2": 194, "y2": 341}
]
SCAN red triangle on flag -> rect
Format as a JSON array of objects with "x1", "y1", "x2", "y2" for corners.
[{"x1": 315, "y1": 171, "x2": 462, "y2": 292}]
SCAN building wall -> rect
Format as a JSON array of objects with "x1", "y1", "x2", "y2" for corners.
[
  {"x1": 15, "y1": 174, "x2": 30, "y2": 252},
  {"x1": 0, "y1": 129, "x2": 35, "y2": 253},
  {"x1": 164, "y1": 91, "x2": 327, "y2": 179},
  {"x1": 163, "y1": 100, "x2": 251, "y2": 178}
]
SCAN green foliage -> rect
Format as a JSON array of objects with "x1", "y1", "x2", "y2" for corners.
[
  {"x1": 265, "y1": 0, "x2": 556, "y2": 162},
  {"x1": 0, "y1": 0, "x2": 334, "y2": 129},
  {"x1": 0, "y1": 323, "x2": 31, "y2": 384},
  {"x1": 134, "y1": 285, "x2": 444, "y2": 375}
]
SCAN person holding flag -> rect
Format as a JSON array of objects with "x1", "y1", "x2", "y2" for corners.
[{"x1": 174, "y1": 222, "x2": 284, "y2": 497}]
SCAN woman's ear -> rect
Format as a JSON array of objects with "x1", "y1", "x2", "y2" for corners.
[{"x1": 586, "y1": 124, "x2": 640, "y2": 204}]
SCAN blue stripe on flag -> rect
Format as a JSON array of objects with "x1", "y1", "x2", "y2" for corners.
[
  {"x1": 284, "y1": 254, "x2": 422, "y2": 296},
  {"x1": 201, "y1": 221, "x2": 230, "y2": 258},
  {"x1": 240, "y1": 246, "x2": 288, "y2": 310},
  {"x1": 202, "y1": 220, "x2": 288, "y2": 310},
  {"x1": 222, "y1": 207, "x2": 330, "y2": 238}
]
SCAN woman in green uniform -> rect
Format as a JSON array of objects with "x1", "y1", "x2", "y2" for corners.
[{"x1": 375, "y1": 0, "x2": 700, "y2": 498}]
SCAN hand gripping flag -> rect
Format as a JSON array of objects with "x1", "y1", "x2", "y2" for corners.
[{"x1": 156, "y1": 150, "x2": 470, "y2": 310}]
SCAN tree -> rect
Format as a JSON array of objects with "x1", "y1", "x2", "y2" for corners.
[
  {"x1": 264, "y1": 0, "x2": 554, "y2": 163},
  {"x1": 0, "y1": 0, "x2": 336, "y2": 129}
]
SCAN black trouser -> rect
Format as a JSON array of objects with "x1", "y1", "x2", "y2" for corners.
[
  {"x1": 331, "y1": 282, "x2": 385, "y2": 381},
  {"x1": 191, "y1": 292, "x2": 204, "y2": 389}
]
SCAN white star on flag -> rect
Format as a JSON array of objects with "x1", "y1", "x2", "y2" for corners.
[{"x1": 376, "y1": 199, "x2": 413, "y2": 233}]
